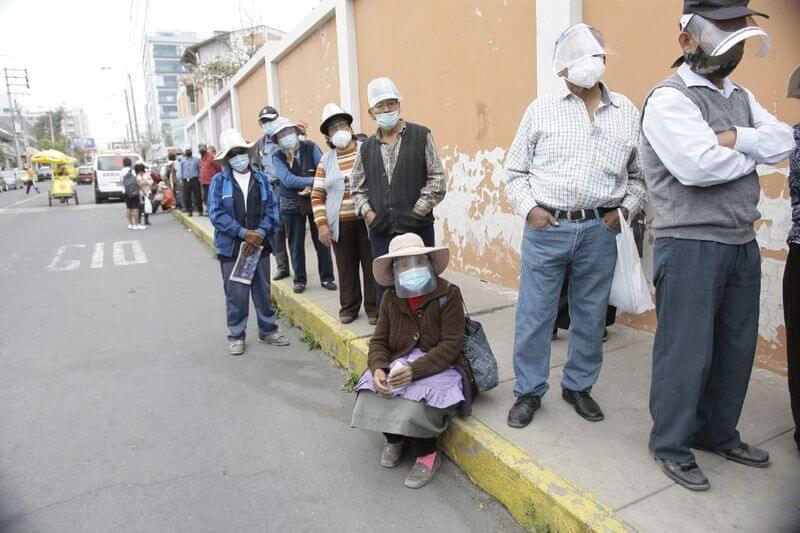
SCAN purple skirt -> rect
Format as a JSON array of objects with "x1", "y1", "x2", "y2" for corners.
[{"x1": 356, "y1": 348, "x2": 465, "y2": 409}]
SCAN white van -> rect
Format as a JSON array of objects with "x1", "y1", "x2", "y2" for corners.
[{"x1": 93, "y1": 152, "x2": 142, "y2": 203}]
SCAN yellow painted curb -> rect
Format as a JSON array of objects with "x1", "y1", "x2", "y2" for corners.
[{"x1": 175, "y1": 210, "x2": 632, "y2": 532}]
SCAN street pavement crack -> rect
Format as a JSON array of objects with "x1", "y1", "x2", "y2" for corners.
[{"x1": 0, "y1": 471, "x2": 211, "y2": 528}]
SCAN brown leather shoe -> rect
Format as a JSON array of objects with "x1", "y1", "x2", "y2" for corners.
[
  {"x1": 340, "y1": 315, "x2": 355, "y2": 324},
  {"x1": 368, "y1": 316, "x2": 378, "y2": 326}
]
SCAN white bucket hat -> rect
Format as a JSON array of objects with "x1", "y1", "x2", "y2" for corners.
[
  {"x1": 269, "y1": 117, "x2": 301, "y2": 143},
  {"x1": 372, "y1": 233, "x2": 450, "y2": 287},
  {"x1": 319, "y1": 103, "x2": 353, "y2": 135},
  {"x1": 215, "y1": 128, "x2": 256, "y2": 161},
  {"x1": 367, "y1": 77, "x2": 403, "y2": 109}
]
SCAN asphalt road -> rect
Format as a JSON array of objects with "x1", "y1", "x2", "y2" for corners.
[{"x1": 0, "y1": 185, "x2": 520, "y2": 532}]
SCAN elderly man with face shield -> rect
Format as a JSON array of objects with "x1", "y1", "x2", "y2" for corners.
[
  {"x1": 504, "y1": 24, "x2": 647, "y2": 430},
  {"x1": 311, "y1": 103, "x2": 378, "y2": 325},
  {"x1": 641, "y1": 0, "x2": 795, "y2": 491},
  {"x1": 350, "y1": 77, "x2": 447, "y2": 310},
  {"x1": 350, "y1": 233, "x2": 470, "y2": 489},
  {"x1": 271, "y1": 117, "x2": 336, "y2": 294},
  {"x1": 207, "y1": 128, "x2": 290, "y2": 356}
]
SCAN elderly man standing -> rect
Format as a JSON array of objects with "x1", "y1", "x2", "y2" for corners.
[
  {"x1": 351, "y1": 77, "x2": 447, "y2": 308},
  {"x1": 181, "y1": 146, "x2": 202, "y2": 217},
  {"x1": 504, "y1": 24, "x2": 647, "y2": 429},
  {"x1": 642, "y1": 0, "x2": 795, "y2": 491}
]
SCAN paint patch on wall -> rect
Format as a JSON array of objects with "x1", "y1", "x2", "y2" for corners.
[{"x1": 435, "y1": 146, "x2": 522, "y2": 286}]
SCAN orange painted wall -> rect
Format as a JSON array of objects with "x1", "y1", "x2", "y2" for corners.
[
  {"x1": 354, "y1": 0, "x2": 537, "y2": 285},
  {"x1": 236, "y1": 61, "x2": 268, "y2": 143},
  {"x1": 276, "y1": 17, "x2": 340, "y2": 148},
  {"x1": 584, "y1": 0, "x2": 800, "y2": 373}
]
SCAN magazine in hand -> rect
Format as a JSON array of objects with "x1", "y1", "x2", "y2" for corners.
[{"x1": 229, "y1": 244, "x2": 263, "y2": 285}]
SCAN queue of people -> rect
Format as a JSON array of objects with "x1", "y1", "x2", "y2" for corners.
[{"x1": 203, "y1": 0, "x2": 798, "y2": 492}]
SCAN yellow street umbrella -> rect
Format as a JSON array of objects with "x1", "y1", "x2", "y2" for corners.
[{"x1": 31, "y1": 149, "x2": 77, "y2": 165}]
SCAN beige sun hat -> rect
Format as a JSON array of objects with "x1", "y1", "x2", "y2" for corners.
[
  {"x1": 215, "y1": 128, "x2": 256, "y2": 161},
  {"x1": 372, "y1": 233, "x2": 450, "y2": 287},
  {"x1": 789, "y1": 65, "x2": 800, "y2": 99},
  {"x1": 319, "y1": 103, "x2": 353, "y2": 135}
]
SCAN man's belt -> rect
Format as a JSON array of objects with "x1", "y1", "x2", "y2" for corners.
[{"x1": 541, "y1": 207, "x2": 617, "y2": 221}]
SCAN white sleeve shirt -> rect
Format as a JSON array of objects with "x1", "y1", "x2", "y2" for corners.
[{"x1": 642, "y1": 63, "x2": 795, "y2": 188}]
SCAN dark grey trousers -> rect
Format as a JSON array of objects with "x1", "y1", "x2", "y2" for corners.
[
  {"x1": 649, "y1": 238, "x2": 760, "y2": 463},
  {"x1": 219, "y1": 254, "x2": 278, "y2": 341}
]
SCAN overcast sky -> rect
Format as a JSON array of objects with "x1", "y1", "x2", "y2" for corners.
[{"x1": 0, "y1": 0, "x2": 320, "y2": 144}]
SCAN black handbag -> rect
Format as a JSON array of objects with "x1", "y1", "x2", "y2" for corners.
[{"x1": 438, "y1": 284, "x2": 499, "y2": 393}]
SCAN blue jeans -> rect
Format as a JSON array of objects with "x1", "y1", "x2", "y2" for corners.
[
  {"x1": 513, "y1": 219, "x2": 617, "y2": 398},
  {"x1": 219, "y1": 254, "x2": 278, "y2": 341}
]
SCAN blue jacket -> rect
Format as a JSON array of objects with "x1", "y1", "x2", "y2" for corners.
[{"x1": 208, "y1": 166, "x2": 279, "y2": 258}]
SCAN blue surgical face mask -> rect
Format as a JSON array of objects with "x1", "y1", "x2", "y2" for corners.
[
  {"x1": 229, "y1": 154, "x2": 250, "y2": 172},
  {"x1": 375, "y1": 110, "x2": 400, "y2": 131},
  {"x1": 279, "y1": 133, "x2": 298, "y2": 150},
  {"x1": 262, "y1": 122, "x2": 277, "y2": 136},
  {"x1": 397, "y1": 267, "x2": 432, "y2": 293}
]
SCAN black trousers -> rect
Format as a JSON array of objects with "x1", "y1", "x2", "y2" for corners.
[
  {"x1": 272, "y1": 185, "x2": 290, "y2": 274},
  {"x1": 183, "y1": 178, "x2": 202, "y2": 214},
  {"x1": 284, "y1": 211, "x2": 334, "y2": 285},
  {"x1": 201, "y1": 183, "x2": 210, "y2": 207},
  {"x1": 784, "y1": 243, "x2": 800, "y2": 451},
  {"x1": 369, "y1": 225, "x2": 435, "y2": 309},
  {"x1": 384, "y1": 433, "x2": 437, "y2": 456}
]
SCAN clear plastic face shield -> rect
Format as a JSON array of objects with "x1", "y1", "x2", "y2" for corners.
[
  {"x1": 684, "y1": 15, "x2": 771, "y2": 59},
  {"x1": 553, "y1": 24, "x2": 606, "y2": 74},
  {"x1": 392, "y1": 255, "x2": 438, "y2": 298}
]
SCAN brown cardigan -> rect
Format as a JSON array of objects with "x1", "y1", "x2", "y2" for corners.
[{"x1": 368, "y1": 277, "x2": 466, "y2": 381}]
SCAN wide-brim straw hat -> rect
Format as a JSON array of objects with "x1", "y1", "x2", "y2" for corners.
[
  {"x1": 789, "y1": 65, "x2": 800, "y2": 99},
  {"x1": 215, "y1": 128, "x2": 256, "y2": 161},
  {"x1": 372, "y1": 233, "x2": 449, "y2": 287}
]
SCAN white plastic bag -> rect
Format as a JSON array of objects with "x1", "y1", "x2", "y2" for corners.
[
  {"x1": 144, "y1": 196, "x2": 153, "y2": 214},
  {"x1": 608, "y1": 209, "x2": 654, "y2": 314}
]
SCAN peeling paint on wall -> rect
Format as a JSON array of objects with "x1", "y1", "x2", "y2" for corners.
[{"x1": 435, "y1": 145, "x2": 522, "y2": 286}]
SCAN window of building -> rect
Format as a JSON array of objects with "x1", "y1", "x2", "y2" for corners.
[
  {"x1": 186, "y1": 84, "x2": 196, "y2": 104},
  {"x1": 158, "y1": 75, "x2": 178, "y2": 87},
  {"x1": 160, "y1": 105, "x2": 178, "y2": 119},
  {"x1": 158, "y1": 90, "x2": 176, "y2": 104},
  {"x1": 154, "y1": 60, "x2": 183, "y2": 74},
  {"x1": 152, "y1": 44, "x2": 178, "y2": 58}
]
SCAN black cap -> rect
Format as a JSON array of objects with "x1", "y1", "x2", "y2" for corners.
[
  {"x1": 682, "y1": 0, "x2": 768, "y2": 20},
  {"x1": 258, "y1": 105, "x2": 279, "y2": 121}
]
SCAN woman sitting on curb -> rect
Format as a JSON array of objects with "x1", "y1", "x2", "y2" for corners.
[{"x1": 351, "y1": 233, "x2": 468, "y2": 488}]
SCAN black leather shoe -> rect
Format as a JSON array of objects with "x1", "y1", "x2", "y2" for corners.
[
  {"x1": 562, "y1": 389, "x2": 604, "y2": 421},
  {"x1": 692, "y1": 441, "x2": 770, "y2": 468},
  {"x1": 656, "y1": 458, "x2": 710, "y2": 491},
  {"x1": 293, "y1": 283, "x2": 305, "y2": 294},
  {"x1": 321, "y1": 281, "x2": 337, "y2": 291},
  {"x1": 507, "y1": 396, "x2": 541, "y2": 428},
  {"x1": 551, "y1": 328, "x2": 558, "y2": 341},
  {"x1": 273, "y1": 270, "x2": 290, "y2": 281}
]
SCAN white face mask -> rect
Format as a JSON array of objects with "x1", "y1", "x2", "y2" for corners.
[
  {"x1": 566, "y1": 56, "x2": 605, "y2": 89},
  {"x1": 331, "y1": 130, "x2": 352, "y2": 149}
]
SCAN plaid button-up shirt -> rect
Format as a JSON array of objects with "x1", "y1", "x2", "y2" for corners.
[
  {"x1": 504, "y1": 84, "x2": 647, "y2": 218},
  {"x1": 351, "y1": 120, "x2": 446, "y2": 217}
]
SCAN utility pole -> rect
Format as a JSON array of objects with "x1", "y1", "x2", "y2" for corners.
[
  {"x1": 47, "y1": 112, "x2": 55, "y2": 144},
  {"x1": 4, "y1": 68, "x2": 22, "y2": 168},
  {"x1": 127, "y1": 73, "x2": 141, "y2": 145},
  {"x1": 124, "y1": 89, "x2": 136, "y2": 150}
]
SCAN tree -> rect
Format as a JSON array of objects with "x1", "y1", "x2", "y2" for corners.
[
  {"x1": 138, "y1": 129, "x2": 161, "y2": 161},
  {"x1": 181, "y1": 26, "x2": 267, "y2": 91}
]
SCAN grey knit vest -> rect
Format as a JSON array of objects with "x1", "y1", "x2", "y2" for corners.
[{"x1": 641, "y1": 74, "x2": 759, "y2": 245}]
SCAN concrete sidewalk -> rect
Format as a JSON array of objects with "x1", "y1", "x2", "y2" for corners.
[{"x1": 176, "y1": 212, "x2": 800, "y2": 532}]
